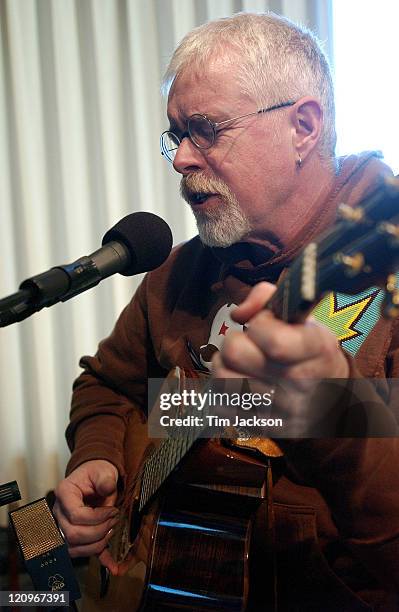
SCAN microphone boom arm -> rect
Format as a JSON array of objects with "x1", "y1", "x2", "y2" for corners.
[
  {"x1": 0, "y1": 241, "x2": 131, "y2": 327},
  {"x1": 0, "y1": 211, "x2": 172, "y2": 328}
]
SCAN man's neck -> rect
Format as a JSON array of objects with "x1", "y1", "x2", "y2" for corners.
[{"x1": 250, "y1": 156, "x2": 336, "y2": 251}]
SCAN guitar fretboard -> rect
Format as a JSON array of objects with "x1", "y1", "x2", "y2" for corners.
[{"x1": 139, "y1": 398, "x2": 213, "y2": 511}]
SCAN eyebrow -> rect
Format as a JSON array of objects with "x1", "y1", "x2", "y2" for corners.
[{"x1": 166, "y1": 111, "x2": 187, "y2": 133}]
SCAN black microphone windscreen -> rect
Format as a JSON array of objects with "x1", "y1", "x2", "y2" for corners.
[{"x1": 102, "y1": 212, "x2": 173, "y2": 276}]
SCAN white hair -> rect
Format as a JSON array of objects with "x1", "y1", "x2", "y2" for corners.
[{"x1": 163, "y1": 12, "x2": 336, "y2": 160}]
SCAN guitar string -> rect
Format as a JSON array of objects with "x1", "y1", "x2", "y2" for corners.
[{"x1": 139, "y1": 382, "x2": 223, "y2": 511}]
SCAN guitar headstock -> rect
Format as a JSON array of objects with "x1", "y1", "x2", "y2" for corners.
[{"x1": 271, "y1": 175, "x2": 399, "y2": 322}]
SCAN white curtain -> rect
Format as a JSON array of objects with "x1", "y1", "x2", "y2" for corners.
[{"x1": 0, "y1": 0, "x2": 332, "y2": 522}]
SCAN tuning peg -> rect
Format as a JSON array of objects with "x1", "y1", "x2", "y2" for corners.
[
  {"x1": 383, "y1": 274, "x2": 399, "y2": 319},
  {"x1": 335, "y1": 252, "x2": 371, "y2": 276},
  {"x1": 337, "y1": 203, "x2": 365, "y2": 223}
]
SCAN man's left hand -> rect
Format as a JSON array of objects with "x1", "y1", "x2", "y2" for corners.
[{"x1": 212, "y1": 282, "x2": 349, "y2": 386}]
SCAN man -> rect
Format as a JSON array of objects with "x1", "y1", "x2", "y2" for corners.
[{"x1": 54, "y1": 12, "x2": 399, "y2": 610}]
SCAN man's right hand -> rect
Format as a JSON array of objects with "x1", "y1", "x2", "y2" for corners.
[{"x1": 53, "y1": 459, "x2": 120, "y2": 575}]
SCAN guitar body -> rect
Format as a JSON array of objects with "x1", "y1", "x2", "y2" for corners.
[{"x1": 83, "y1": 438, "x2": 273, "y2": 612}]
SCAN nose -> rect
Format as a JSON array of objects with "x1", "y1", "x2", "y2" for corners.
[{"x1": 172, "y1": 136, "x2": 206, "y2": 175}]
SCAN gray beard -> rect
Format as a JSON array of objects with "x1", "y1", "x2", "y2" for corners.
[{"x1": 191, "y1": 200, "x2": 252, "y2": 248}]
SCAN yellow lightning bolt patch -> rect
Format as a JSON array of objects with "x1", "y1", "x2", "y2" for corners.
[{"x1": 312, "y1": 291, "x2": 378, "y2": 343}]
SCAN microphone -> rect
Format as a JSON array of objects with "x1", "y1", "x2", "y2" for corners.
[
  {"x1": 9, "y1": 498, "x2": 81, "y2": 607},
  {"x1": 0, "y1": 212, "x2": 173, "y2": 327}
]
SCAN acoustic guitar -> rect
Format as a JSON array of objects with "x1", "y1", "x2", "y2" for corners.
[{"x1": 83, "y1": 176, "x2": 399, "y2": 611}]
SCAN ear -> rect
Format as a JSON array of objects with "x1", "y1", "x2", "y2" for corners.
[{"x1": 289, "y1": 97, "x2": 323, "y2": 162}]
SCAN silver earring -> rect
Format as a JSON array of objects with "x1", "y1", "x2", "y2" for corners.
[{"x1": 297, "y1": 153, "x2": 302, "y2": 168}]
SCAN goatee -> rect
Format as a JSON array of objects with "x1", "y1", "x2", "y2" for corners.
[{"x1": 180, "y1": 174, "x2": 251, "y2": 247}]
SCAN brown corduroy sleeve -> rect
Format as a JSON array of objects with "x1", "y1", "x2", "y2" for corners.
[
  {"x1": 277, "y1": 436, "x2": 399, "y2": 590},
  {"x1": 65, "y1": 275, "x2": 152, "y2": 481},
  {"x1": 276, "y1": 329, "x2": 399, "y2": 591}
]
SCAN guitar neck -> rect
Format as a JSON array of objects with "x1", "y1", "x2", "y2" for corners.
[
  {"x1": 269, "y1": 177, "x2": 399, "y2": 323},
  {"x1": 268, "y1": 242, "x2": 318, "y2": 323}
]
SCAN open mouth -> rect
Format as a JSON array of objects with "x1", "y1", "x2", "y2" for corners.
[{"x1": 191, "y1": 192, "x2": 217, "y2": 205}]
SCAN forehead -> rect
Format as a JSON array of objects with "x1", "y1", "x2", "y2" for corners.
[{"x1": 167, "y1": 57, "x2": 250, "y2": 121}]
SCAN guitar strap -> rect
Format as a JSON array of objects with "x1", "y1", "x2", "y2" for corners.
[{"x1": 312, "y1": 287, "x2": 387, "y2": 357}]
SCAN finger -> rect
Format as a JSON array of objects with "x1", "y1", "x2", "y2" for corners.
[
  {"x1": 211, "y1": 352, "x2": 247, "y2": 378},
  {"x1": 279, "y1": 349, "x2": 349, "y2": 381},
  {"x1": 84, "y1": 488, "x2": 118, "y2": 510},
  {"x1": 53, "y1": 502, "x2": 119, "y2": 547},
  {"x1": 98, "y1": 547, "x2": 119, "y2": 576},
  {"x1": 54, "y1": 482, "x2": 119, "y2": 525},
  {"x1": 68, "y1": 528, "x2": 114, "y2": 559},
  {"x1": 218, "y1": 330, "x2": 269, "y2": 379},
  {"x1": 232, "y1": 282, "x2": 276, "y2": 324},
  {"x1": 90, "y1": 466, "x2": 118, "y2": 499},
  {"x1": 59, "y1": 516, "x2": 120, "y2": 547},
  {"x1": 218, "y1": 325, "x2": 347, "y2": 383},
  {"x1": 246, "y1": 312, "x2": 338, "y2": 365}
]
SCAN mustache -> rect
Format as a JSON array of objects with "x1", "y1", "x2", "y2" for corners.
[{"x1": 180, "y1": 174, "x2": 233, "y2": 203}]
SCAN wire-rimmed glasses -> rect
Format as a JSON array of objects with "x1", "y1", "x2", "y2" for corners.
[{"x1": 160, "y1": 100, "x2": 296, "y2": 163}]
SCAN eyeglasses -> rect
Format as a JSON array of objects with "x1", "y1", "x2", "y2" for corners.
[{"x1": 160, "y1": 100, "x2": 296, "y2": 163}]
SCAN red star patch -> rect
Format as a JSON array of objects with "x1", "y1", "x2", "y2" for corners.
[{"x1": 218, "y1": 321, "x2": 229, "y2": 336}]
